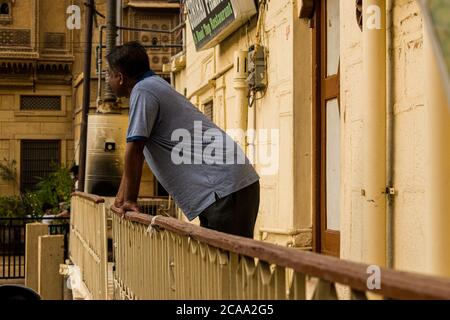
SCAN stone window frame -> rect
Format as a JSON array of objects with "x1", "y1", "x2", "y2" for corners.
[
  {"x1": 0, "y1": 0, "x2": 13, "y2": 25},
  {"x1": 13, "y1": 93, "x2": 69, "y2": 117}
]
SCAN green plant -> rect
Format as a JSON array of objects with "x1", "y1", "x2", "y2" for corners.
[
  {"x1": 0, "y1": 158, "x2": 17, "y2": 182},
  {"x1": 34, "y1": 163, "x2": 73, "y2": 213},
  {"x1": 0, "y1": 195, "x2": 26, "y2": 219},
  {"x1": 0, "y1": 158, "x2": 19, "y2": 197},
  {"x1": 21, "y1": 191, "x2": 44, "y2": 218},
  {"x1": 0, "y1": 163, "x2": 73, "y2": 219}
]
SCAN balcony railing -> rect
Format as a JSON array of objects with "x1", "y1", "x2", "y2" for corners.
[
  {"x1": 69, "y1": 192, "x2": 450, "y2": 300},
  {"x1": 69, "y1": 193, "x2": 108, "y2": 300}
]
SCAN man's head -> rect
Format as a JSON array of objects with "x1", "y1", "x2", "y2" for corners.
[
  {"x1": 70, "y1": 165, "x2": 79, "y2": 181},
  {"x1": 106, "y1": 41, "x2": 151, "y2": 98}
]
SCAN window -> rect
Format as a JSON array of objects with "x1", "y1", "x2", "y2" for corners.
[
  {"x1": 20, "y1": 140, "x2": 60, "y2": 192},
  {"x1": 20, "y1": 96, "x2": 62, "y2": 111},
  {"x1": 44, "y1": 33, "x2": 66, "y2": 50},
  {"x1": 203, "y1": 101, "x2": 213, "y2": 122},
  {"x1": 0, "y1": 3, "x2": 9, "y2": 14},
  {"x1": 0, "y1": 1, "x2": 12, "y2": 24}
]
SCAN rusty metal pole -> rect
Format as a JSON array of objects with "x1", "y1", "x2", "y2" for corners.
[
  {"x1": 102, "y1": 0, "x2": 118, "y2": 111},
  {"x1": 78, "y1": 0, "x2": 95, "y2": 192}
]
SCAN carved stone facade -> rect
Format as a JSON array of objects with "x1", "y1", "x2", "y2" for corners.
[{"x1": 0, "y1": 0, "x2": 75, "y2": 195}]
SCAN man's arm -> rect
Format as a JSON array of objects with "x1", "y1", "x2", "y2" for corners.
[
  {"x1": 114, "y1": 173, "x2": 125, "y2": 208},
  {"x1": 119, "y1": 140, "x2": 146, "y2": 213}
]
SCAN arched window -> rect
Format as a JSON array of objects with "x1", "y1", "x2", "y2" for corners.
[{"x1": 0, "y1": 3, "x2": 9, "y2": 15}]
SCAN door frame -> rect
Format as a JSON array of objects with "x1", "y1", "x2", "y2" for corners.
[{"x1": 312, "y1": 0, "x2": 341, "y2": 257}]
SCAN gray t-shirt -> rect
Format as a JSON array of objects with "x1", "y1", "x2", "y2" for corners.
[{"x1": 127, "y1": 74, "x2": 260, "y2": 220}]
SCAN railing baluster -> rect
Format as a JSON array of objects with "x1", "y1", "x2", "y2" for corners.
[
  {"x1": 289, "y1": 271, "x2": 306, "y2": 300},
  {"x1": 351, "y1": 289, "x2": 368, "y2": 300},
  {"x1": 312, "y1": 279, "x2": 338, "y2": 300},
  {"x1": 8, "y1": 220, "x2": 11, "y2": 278}
]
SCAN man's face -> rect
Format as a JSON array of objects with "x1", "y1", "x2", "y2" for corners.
[{"x1": 107, "y1": 65, "x2": 128, "y2": 98}]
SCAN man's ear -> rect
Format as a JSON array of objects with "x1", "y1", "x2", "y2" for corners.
[{"x1": 118, "y1": 72, "x2": 124, "y2": 85}]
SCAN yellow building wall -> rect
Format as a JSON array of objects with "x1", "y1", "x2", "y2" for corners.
[
  {"x1": 171, "y1": 0, "x2": 313, "y2": 247},
  {"x1": 70, "y1": 1, "x2": 172, "y2": 198},
  {"x1": 0, "y1": 0, "x2": 75, "y2": 196},
  {"x1": 0, "y1": 87, "x2": 74, "y2": 195},
  {"x1": 340, "y1": 0, "x2": 428, "y2": 273}
]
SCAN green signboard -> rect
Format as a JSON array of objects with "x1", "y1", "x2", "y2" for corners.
[{"x1": 185, "y1": 0, "x2": 257, "y2": 51}]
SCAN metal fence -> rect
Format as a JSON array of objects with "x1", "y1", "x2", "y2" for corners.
[
  {"x1": 0, "y1": 217, "x2": 70, "y2": 279},
  {"x1": 69, "y1": 193, "x2": 450, "y2": 300},
  {"x1": 138, "y1": 197, "x2": 177, "y2": 218},
  {"x1": 69, "y1": 193, "x2": 108, "y2": 300},
  {"x1": 110, "y1": 210, "x2": 450, "y2": 300},
  {"x1": 69, "y1": 193, "x2": 177, "y2": 299}
]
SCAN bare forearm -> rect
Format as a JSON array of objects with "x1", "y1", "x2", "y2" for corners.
[
  {"x1": 123, "y1": 142, "x2": 145, "y2": 203},
  {"x1": 115, "y1": 174, "x2": 125, "y2": 206}
]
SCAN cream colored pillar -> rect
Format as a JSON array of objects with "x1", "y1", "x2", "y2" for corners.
[
  {"x1": 233, "y1": 50, "x2": 249, "y2": 151},
  {"x1": 424, "y1": 27, "x2": 450, "y2": 277},
  {"x1": 38, "y1": 235, "x2": 65, "y2": 300},
  {"x1": 362, "y1": 0, "x2": 387, "y2": 267},
  {"x1": 25, "y1": 223, "x2": 49, "y2": 292},
  {"x1": 247, "y1": 107, "x2": 256, "y2": 165}
]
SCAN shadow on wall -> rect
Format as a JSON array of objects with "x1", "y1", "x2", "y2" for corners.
[{"x1": 90, "y1": 181, "x2": 119, "y2": 197}]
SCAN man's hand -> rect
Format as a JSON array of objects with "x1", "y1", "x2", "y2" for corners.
[
  {"x1": 116, "y1": 201, "x2": 141, "y2": 217},
  {"x1": 114, "y1": 196, "x2": 123, "y2": 208}
]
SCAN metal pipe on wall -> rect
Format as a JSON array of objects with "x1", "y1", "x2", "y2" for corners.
[
  {"x1": 386, "y1": 0, "x2": 395, "y2": 269},
  {"x1": 103, "y1": 0, "x2": 118, "y2": 106},
  {"x1": 117, "y1": 0, "x2": 122, "y2": 45},
  {"x1": 423, "y1": 26, "x2": 450, "y2": 278},
  {"x1": 362, "y1": 0, "x2": 387, "y2": 267},
  {"x1": 233, "y1": 50, "x2": 249, "y2": 151},
  {"x1": 78, "y1": 0, "x2": 95, "y2": 192},
  {"x1": 97, "y1": 25, "x2": 106, "y2": 109}
]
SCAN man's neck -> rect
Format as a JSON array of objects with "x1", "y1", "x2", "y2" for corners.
[
  {"x1": 126, "y1": 70, "x2": 155, "y2": 97},
  {"x1": 126, "y1": 80, "x2": 138, "y2": 97}
]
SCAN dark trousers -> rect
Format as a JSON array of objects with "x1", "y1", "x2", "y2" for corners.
[{"x1": 198, "y1": 181, "x2": 260, "y2": 238}]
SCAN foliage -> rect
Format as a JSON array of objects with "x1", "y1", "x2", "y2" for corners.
[
  {"x1": 34, "y1": 163, "x2": 73, "y2": 213},
  {"x1": 0, "y1": 163, "x2": 73, "y2": 219},
  {"x1": 0, "y1": 195, "x2": 25, "y2": 218},
  {"x1": 21, "y1": 192, "x2": 45, "y2": 218},
  {"x1": 0, "y1": 158, "x2": 17, "y2": 183}
]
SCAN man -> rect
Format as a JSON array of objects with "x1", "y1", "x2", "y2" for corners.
[
  {"x1": 108, "y1": 42, "x2": 260, "y2": 238},
  {"x1": 70, "y1": 164, "x2": 79, "y2": 191}
]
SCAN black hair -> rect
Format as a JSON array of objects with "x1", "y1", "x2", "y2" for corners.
[
  {"x1": 106, "y1": 41, "x2": 151, "y2": 80},
  {"x1": 70, "y1": 165, "x2": 79, "y2": 175}
]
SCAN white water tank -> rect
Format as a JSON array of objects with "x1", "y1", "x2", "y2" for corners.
[{"x1": 85, "y1": 114, "x2": 128, "y2": 196}]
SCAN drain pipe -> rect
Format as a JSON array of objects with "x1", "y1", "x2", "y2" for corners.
[
  {"x1": 102, "y1": 0, "x2": 118, "y2": 112},
  {"x1": 247, "y1": 100, "x2": 256, "y2": 166},
  {"x1": 386, "y1": 0, "x2": 395, "y2": 269},
  {"x1": 362, "y1": 0, "x2": 387, "y2": 267},
  {"x1": 117, "y1": 0, "x2": 122, "y2": 45},
  {"x1": 78, "y1": 0, "x2": 94, "y2": 192},
  {"x1": 423, "y1": 25, "x2": 450, "y2": 277},
  {"x1": 233, "y1": 50, "x2": 249, "y2": 151},
  {"x1": 97, "y1": 24, "x2": 106, "y2": 109}
]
